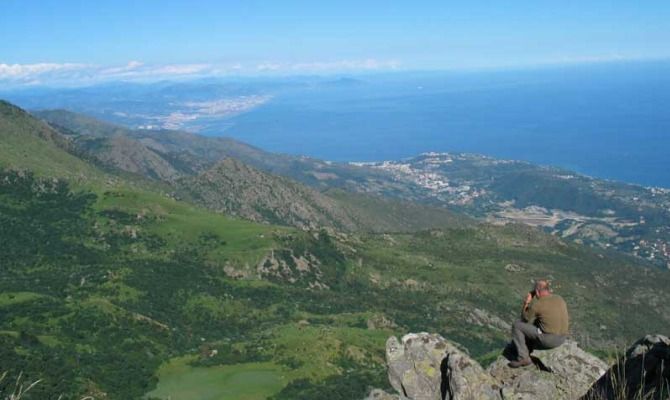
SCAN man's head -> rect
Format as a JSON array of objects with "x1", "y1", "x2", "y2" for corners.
[{"x1": 534, "y1": 280, "x2": 551, "y2": 297}]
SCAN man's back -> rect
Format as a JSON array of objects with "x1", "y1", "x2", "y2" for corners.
[{"x1": 524, "y1": 294, "x2": 569, "y2": 335}]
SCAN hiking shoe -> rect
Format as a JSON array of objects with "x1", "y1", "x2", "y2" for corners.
[{"x1": 508, "y1": 358, "x2": 532, "y2": 368}]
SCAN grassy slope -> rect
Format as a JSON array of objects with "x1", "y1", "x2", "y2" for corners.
[
  {"x1": 34, "y1": 108, "x2": 130, "y2": 138},
  {"x1": 325, "y1": 188, "x2": 470, "y2": 232},
  {"x1": 94, "y1": 186, "x2": 278, "y2": 260},
  {"x1": 0, "y1": 100, "x2": 171, "y2": 194},
  {"x1": 0, "y1": 100, "x2": 105, "y2": 182}
]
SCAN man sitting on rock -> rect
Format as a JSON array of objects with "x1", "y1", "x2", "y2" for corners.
[{"x1": 509, "y1": 279, "x2": 569, "y2": 368}]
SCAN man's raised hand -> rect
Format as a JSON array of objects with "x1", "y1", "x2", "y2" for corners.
[{"x1": 523, "y1": 292, "x2": 534, "y2": 309}]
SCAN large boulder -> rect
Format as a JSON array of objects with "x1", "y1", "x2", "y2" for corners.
[
  {"x1": 386, "y1": 333, "x2": 501, "y2": 400},
  {"x1": 581, "y1": 334, "x2": 670, "y2": 400},
  {"x1": 487, "y1": 340, "x2": 608, "y2": 400}
]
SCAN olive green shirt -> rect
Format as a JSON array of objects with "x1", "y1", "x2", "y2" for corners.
[{"x1": 522, "y1": 294, "x2": 569, "y2": 335}]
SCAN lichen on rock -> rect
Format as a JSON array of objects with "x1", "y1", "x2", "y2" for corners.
[
  {"x1": 487, "y1": 340, "x2": 608, "y2": 399},
  {"x1": 374, "y1": 332, "x2": 619, "y2": 400},
  {"x1": 385, "y1": 332, "x2": 500, "y2": 400}
]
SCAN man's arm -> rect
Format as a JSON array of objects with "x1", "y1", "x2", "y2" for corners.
[{"x1": 521, "y1": 292, "x2": 536, "y2": 322}]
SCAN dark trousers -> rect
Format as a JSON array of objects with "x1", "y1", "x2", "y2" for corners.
[{"x1": 512, "y1": 320, "x2": 566, "y2": 360}]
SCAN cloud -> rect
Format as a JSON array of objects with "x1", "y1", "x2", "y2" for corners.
[
  {"x1": 0, "y1": 61, "x2": 219, "y2": 86},
  {"x1": 255, "y1": 59, "x2": 401, "y2": 73},
  {"x1": 290, "y1": 59, "x2": 401, "y2": 71},
  {"x1": 256, "y1": 62, "x2": 283, "y2": 71},
  {"x1": 97, "y1": 62, "x2": 212, "y2": 79},
  {"x1": 2, "y1": 54, "x2": 664, "y2": 88},
  {"x1": 0, "y1": 62, "x2": 90, "y2": 79},
  {"x1": 99, "y1": 60, "x2": 144, "y2": 75},
  {"x1": 148, "y1": 63, "x2": 211, "y2": 75},
  {"x1": 0, "y1": 58, "x2": 403, "y2": 87}
]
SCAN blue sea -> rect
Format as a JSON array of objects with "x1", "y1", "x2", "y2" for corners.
[{"x1": 215, "y1": 61, "x2": 670, "y2": 188}]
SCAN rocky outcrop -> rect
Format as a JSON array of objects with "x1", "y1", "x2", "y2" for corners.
[
  {"x1": 582, "y1": 334, "x2": 670, "y2": 400},
  {"x1": 379, "y1": 332, "x2": 611, "y2": 400},
  {"x1": 487, "y1": 341, "x2": 608, "y2": 400},
  {"x1": 386, "y1": 333, "x2": 500, "y2": 400},
  {"x1": 256, "y1": 249, "x2": 328, "y2": 288}
]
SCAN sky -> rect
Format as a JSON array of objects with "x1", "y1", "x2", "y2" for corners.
[{"x1": 1, "y1": 0, "x2": 670, "y2": 86}]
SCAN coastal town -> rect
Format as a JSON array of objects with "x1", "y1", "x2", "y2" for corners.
[
  {"x1": 353, "y1": 152, "x2": 670, "y2": 269},
  {"x1": 136, "y1": 95, "x2": 271, "y2": 131}
]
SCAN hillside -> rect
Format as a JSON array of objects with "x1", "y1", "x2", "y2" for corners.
[
  {"x1": 35, "y1": 109, "x2": 411, "y2": 192},
  {"x1": 2, "y1": 100, "x2": 670, "y2": 399},
  {"x1": 36, "y1": 109, "x2": 466, "y2": 233},
  {"x1": 36, "y1": 109, "x2": 194, "y2": 181},
  {"x1": 177, "y1": 157, "x2": 362, "y2": 230},
  {"x1": 76, "y1": 134, "x2": 187, "y2": 181},
  {"x1": 177, "y1": 158, "x2": 468, "y2": 232},
  {"x1": 0, "y1": 101, "x2": 105, "y2": 182}
]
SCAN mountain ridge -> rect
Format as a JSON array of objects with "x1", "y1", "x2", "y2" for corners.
[{"x1": 35, "y1": 108, "x2": 469, "y2": 233}]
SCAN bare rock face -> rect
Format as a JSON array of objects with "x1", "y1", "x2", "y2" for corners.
[
  {"x1": 385, "y1": 333, "x2": 500, "y2": 400},
  {"x1": 381, "y1": 333, "x2": 609, "y2": 400},
  {"x1": 581, "y1": 334, "x2": 670, "y2": 400}
]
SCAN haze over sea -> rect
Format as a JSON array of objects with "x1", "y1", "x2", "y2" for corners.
[{"x1": 218, "y1": 61, "x2": 670, "y2": 188}]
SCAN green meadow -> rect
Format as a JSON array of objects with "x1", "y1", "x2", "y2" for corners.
[{"x1": 146, "y1": 357, "x2": 287, "y2": 400}]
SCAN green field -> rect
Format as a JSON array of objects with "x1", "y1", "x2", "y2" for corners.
[
  {"x1": 146, "y1": 357, "x2": 287, "y2": 400},
  {"x1": 0, "y1": 292, "x2": 46, "y2": 307}
]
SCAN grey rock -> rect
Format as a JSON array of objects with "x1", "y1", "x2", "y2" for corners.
[
  {"x1": 582, "y1": 334, "x2": 670, "y2": 400},
  {"x1": 532, "y1": 341, "x2": 608, "y2": 381},
  {"x1": 384, "y1": 333, "x2": 610, "y2": 400},
  {"x1": 386, "y1": 333, "x2": 501, "y2": 400},
  {"x1": 364, "y1": 388, "x2": 404, "y2": 400},
  {"x1": 505, "y1": 263, "x2": 523, "y2": 273},
  {"x1": 367, "y1": 314, "x2": 398, "y2": 330},
  {"x1": 487, "y1": 340, "x2": 607, "y2": 399}
]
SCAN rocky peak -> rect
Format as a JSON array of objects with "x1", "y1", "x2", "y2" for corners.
[{"x1": 370, "y1": 332, "x2": 669, "y2": 400}]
